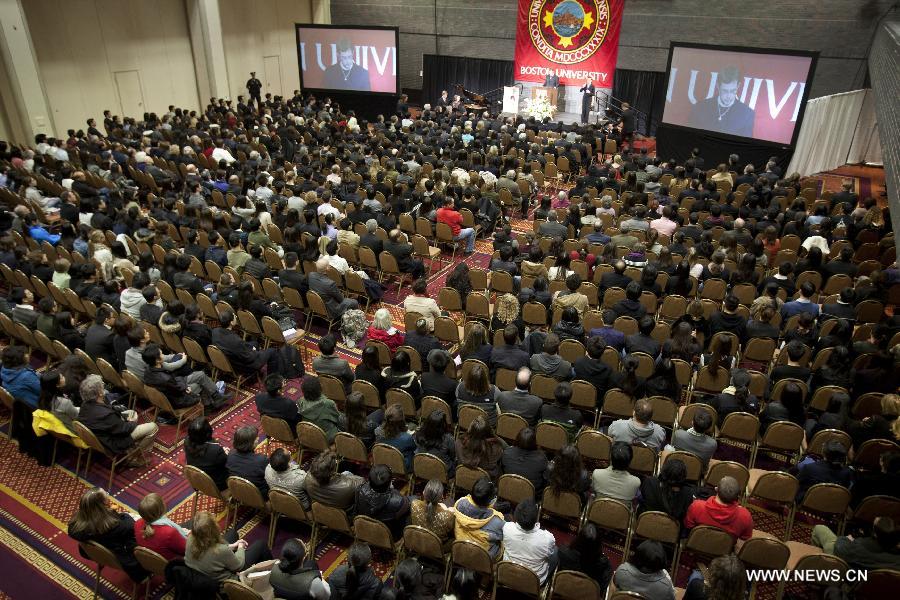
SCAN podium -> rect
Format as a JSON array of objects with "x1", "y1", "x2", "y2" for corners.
[{"x1": 532, "y1": 86, "x2": 558, "y2": 107}]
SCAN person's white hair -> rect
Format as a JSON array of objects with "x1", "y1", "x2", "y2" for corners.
[
  {"x1": 506, "y1": 170, "x2": 516, "y2": 179},
  {"x1": 373, "y1": 308, "x2": 393, "y2": 330},
  {"x1": 557, "y1": 190, "x2": 567, "y2": 201},
  {"x1": 80, "y1": 374, "x2": 106, "y2": 403}
]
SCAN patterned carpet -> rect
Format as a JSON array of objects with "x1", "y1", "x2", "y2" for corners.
[{"x1": 0, "y1": 163, "x2": 884, "y2": 598}]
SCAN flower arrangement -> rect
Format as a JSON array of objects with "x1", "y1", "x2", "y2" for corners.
[{"x1": 524, "y1": 95, "x2": 556, "y2": 121}]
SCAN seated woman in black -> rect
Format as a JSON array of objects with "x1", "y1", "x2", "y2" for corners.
[
  {"x1": 638, "y1": 457, "x2": 696, "y2": 522},
  {"x1": 185, "y1": 417, "x2": 229, "y2": 490},
  {"x1": 68, "y1": 487, "x2": 147, "y2": 582},
  {"x1": 709, "y1": 369, "x2": 759, "y2": 426}
]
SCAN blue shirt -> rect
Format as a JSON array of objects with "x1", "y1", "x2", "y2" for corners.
[
  {"x1": 28, "y1": 225, "x2": 60, "y2": 245},
  {"x1": 589, "y1": 327, "x2": 625, "y2": 351},
  {"x1": 781, "y1": 299, "x2": 820, "y2": 320}
]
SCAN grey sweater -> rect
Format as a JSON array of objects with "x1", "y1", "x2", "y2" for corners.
[{"x1": 613, "y1": 563, "x2": 676, "y2": 600}]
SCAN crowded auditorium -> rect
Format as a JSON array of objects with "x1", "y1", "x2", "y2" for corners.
[{"x1": 0, "y1": 0, "x2": 897, "y2": 599}]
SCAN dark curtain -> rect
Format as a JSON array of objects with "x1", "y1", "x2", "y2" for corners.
[
  {"x1": 612, "y1": 68, "x2": 667, "y2": 136},
  {"x1": 421, "y1": 54, "x2": 514, "y2": 109},
  {"x1": 656, "y1": 123, "x2": 794, "y2": 171}
]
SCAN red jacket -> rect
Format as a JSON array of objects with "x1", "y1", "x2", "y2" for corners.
[
  {"x1": 437, "y1": 207, "x2": 463, "y2": 236},
  {"x1": 134, "y1": 519, "x2": 187, "y2": 560},
  {"x1": 684, "y1": 496, "x2": 753, "y2": 540},
  {"x1": 367, "y1": 326, "x2": 405, "y2": 352}
]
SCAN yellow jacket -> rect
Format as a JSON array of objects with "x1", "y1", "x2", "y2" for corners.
[{"x1": 32, "y1": 409, "x2": 88, "y2": 449}]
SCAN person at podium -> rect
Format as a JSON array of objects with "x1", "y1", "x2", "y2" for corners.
[{"x1": 579, "y1": 80, "x2": 596, "y2": 124}]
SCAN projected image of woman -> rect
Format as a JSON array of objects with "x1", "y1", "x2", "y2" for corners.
[
  {"x1": 688, "y1": 66, "x2": 755, "y2": 137},
  {"x1": 323, "y1": 39, "x2": 370, "y2": 91}
]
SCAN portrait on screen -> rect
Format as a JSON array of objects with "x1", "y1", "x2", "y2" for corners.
[
  {"x1": 323, "y1": 39, "x2": 370, "y2": 91},
  {"x1": 662, "y1": 44, "x2": 816, "y2": 145},
  {"x1": 296, "y1": 25, "x2": 398, "y2": 94},
  {"x1": 687, "y1": 66, "x2": 755, "y2": 138}
]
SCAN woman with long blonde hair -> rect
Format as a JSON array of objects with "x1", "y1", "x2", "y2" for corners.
[
  {"x1": 185, "y1": 510, "x2": 272, "y2": 581},
  {"x1": 490, "y1": 293, "x2": 524, "y2": 340},
  {"x1": 67, "y1": 487, "x2": 146, "y2": 581}
]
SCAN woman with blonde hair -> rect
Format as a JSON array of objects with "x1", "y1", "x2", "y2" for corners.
[
  {"x1": 490, "y1": 293, "x2": 524, "y2": 340},
  {"x1": 89, "y1": 229, "x2": 115, "y2": 281},
  {"x1": 185, "y1": 510, "x2": 272, "y2": 582},
  {"x1": 134, "y1": 492, "x2": 187, "y2": 559},
  {"x1": 367, "y1": 307, "x2": 405, "y2": 352},
  {"x1": 68, "y1": 487, "x2": 146, "y2": 581}
]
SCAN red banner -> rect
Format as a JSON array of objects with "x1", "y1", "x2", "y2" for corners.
[{"x1": 514, "y1": 0, "x2": 623, "y2": 88}]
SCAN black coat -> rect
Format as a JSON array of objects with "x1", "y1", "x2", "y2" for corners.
[
  {"x1": 211, "y1": 327, "x2": 268, "y2": 373},
  {"x1": 383, "y1": 240, "x2": 418, "y2": 273},
  {"x1": 255, "y1": 392, "x2": 301, "y2": 430},
  {"x1": 186, "y1": 442, "x2": 229, "y2": 490},
  {"x1": 85, "y1": 324, "x2": 117, "y2": 367},
  {"x1": 77, "y1": 400, "x2": 137, "y2": 454},
  {"x1": 69, "y1": 513, "x2": 147, "y2": 582}
]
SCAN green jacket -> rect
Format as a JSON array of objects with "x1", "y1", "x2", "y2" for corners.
[{"x1": 298, "y1": 396, "x2": 343, "y2": 443}]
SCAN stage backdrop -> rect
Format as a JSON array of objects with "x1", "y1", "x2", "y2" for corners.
[{"x1": 514, "y1": 0, "x2": 623, "y2": 88}]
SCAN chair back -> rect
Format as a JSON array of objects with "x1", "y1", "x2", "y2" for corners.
[
  {"x1": 372, "y1": 443, "x2": 408, "y2": 476},
  {"x1": 297, "y1": 422, "x2": 329, "y2": 453},
  {"x1": 550, "y1": 570, "x2": 601, "y2": 600},
  {"x1": 207, "y1": 345, "x2": 236, "y2": 377},
  {"x1": 454, "y1": 465, "x2": 490, "y2": 495},
  {"x1": 540, "y1": 488, "x2": 582, "y2": 520},
  {"x1": 457, "y1": 404, "x2": 488, "y2": 432},
  {"x1": 420, "y1": 396, "x2": 452, "y2": 425},
  {"x1": 496, "y1": 412, "x2": 528, "y2": 443},
  {"x1": 450, "y1": 540, "x2": 494, "y2": 576},
  {"x1": 719, "y1": 412, "x2": 760, "y2": 444},
  {"x1": 852, "y1": 495, "x2": 900, "y2": 526},
  {"x1": 269, "y1": 488, "x2": 309, "y2": 523},
  {"x1": 134, "y1": 546, "x2": 170, "y2": 577},
  {"x1": 497, "y1": 474, "x2": 535, "y2": 505},
  {"x1": 413, "y1": 450, "x2": 450, "y2": 483},
  {"x1": 750, "y1": 471, "x2": 799, "y2": 504},
  {"x1": 535, "y1": 421, "x2": 568, "y2": 453},
  {"x1": 576, "y1": 429, "x2": 612, "y2": 464},
  {"x1": 386, "y1": 388, "x2": 417, "y2": 419},
  {"x1": 227, "y1": 476, "x2": 267, "y2": 510},
  {"x1": 72, "y1": 421, "x2": 111, "y2": 457},
  {"x1": 354, "y1": 515, "x2": 396, "y2": 551},
  {"x1": 79, "y1": 540, "x2": 124, "y2": 571},
  {"x1": 661, "y1": 450, "x2": 704, "y2": 482},
  {"x1": 260, "y1": 415, "x2": 296, "y2": 445},
  {"x1": 683, "y1": 524, "x2": 736, "y2": 559},
  {"x1": 403, "y1": 525, "x2": 445, "y2": 561},
  {"x1": 311, "y1": 502, "x2": 353, "y2": 535},
  {"x1": 800, "y1": 483, "x2": 852, "y2": 517},
  {"x1": 586, "y1": 497, "x2": 632, "y2": 537},
  {"x1": 530, "y1": 374, "x2": 559, "y2": 401},
  {"x1": 496, "y1": 561, "x2": 542, "y2": 597},
  {"x1": 334, "y1": 432, "x2": 369, "y2": 464},
  {"x1": 737, "y1": 536, "x2": 790, "y2": 571},
  {"x1": 318, "y1": 374, "x2": 348, "y2": 405},
  {"x1": 352, "y1": 379, "x2": 382, "y2": 410},
  {"x1": 633, "y1": 510, "x2": 681, "y2": 545},
  {"x1": 222, "y1": 579, "x2": 265, "y2": 600}
]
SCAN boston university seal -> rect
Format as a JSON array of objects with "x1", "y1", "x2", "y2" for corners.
[{"x1": 528, "y1": 0, "x2": 610, "y2": 64}]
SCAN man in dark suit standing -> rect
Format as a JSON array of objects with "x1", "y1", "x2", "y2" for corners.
[
  {"x1": 85, "y1": 306, "x2": 119, "y2": 368},
  {"x1": 620, "y1": 102, "x2": 636, "y2": 141},
  {"x1": 579, "y1": 79, "x2": 595, "y2": 124},
  {"x1": 307, "y1": 257, "x2": 359, "y2": 318},
  {"x1": 246, "y1": 72, "x2": 262, "y2": 110}
]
